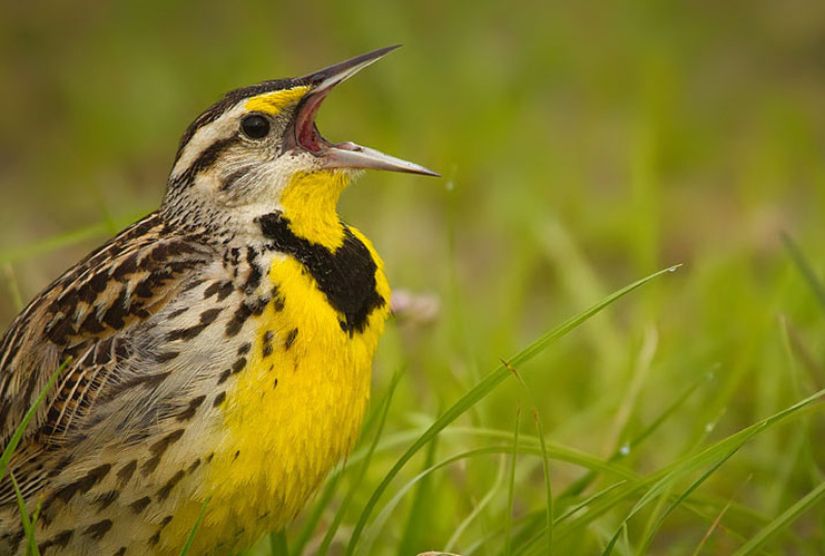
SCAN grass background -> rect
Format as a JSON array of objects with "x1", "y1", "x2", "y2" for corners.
[{"x1": 2, "y1": 1, "x2": 825, "y2": 554}]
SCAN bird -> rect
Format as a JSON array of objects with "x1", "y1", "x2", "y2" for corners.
[{"x1": 0, "y1": 45, "x2": 436, "y2": 555}]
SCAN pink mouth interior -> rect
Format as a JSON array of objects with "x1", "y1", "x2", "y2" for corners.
[{"x1": 295, "y1": 90, "x2": 330, "y2": 154}]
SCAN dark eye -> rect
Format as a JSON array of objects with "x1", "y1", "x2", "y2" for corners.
[{"x1": 240, "y1": 114, "x2": 270, "y2": 139}]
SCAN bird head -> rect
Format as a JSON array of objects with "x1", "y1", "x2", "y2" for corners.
[{"x1": 162, "y1": 46, "x2": 436, "y2": 240}]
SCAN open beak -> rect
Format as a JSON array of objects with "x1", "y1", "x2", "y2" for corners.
[{"x1": 289, "y1": 45, "x2": 439, "y2": 177}]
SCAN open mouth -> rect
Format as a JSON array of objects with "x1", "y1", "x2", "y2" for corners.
[
  {"x1": 288, "y1": 46, "x2": 439, "y2": 177},
  {"x1": 294, "y1": 90, "x2": 330, "y2": 155}
]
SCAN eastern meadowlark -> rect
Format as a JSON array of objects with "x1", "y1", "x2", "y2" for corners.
[{"x1": 0, "y1": 45, "x2": 436, "y2": 555}]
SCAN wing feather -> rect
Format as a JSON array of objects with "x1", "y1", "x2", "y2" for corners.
[{"x1": 0, "y1": 211, "x2": 213, "y2": 459}]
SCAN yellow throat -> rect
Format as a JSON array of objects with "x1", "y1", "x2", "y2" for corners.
[{"x1": 165, "y1": 170, "x2": 391, "y2": 551}]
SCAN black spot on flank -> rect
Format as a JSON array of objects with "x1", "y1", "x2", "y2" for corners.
[
  {"x1": 95, "y1": 490, "x2": 120, "y2": 511},
  {"x1": 165, "y1": 307, "x2": 222, "y2": 341},
  {"x1": 84, "y1": 519, "x2": 113, "y2": 540},
  {"x1": 188, "y1": 459, "x2": 201, "y2": 473},
  {"x1": 225, "y1": 303, "x2": 253, "y2": 337},
  {"x1": 234, "y1": 450, "x2": 240, "y2": 460},
  {"x1": 213, "y1": 392, "x2": 226, "y2": 407},
  {"x1": 114, "y1": 547, "x2": 127, "y2": 556},
  {"x1": 168, "y1": 307, "x2": 188, "y2": 319},
  {"x1": 182, "y1": 277, "x2": 207, "y2": 293},
  {"x1": 217, "y1": 281, "x2": 234, "y2": 301},
  {"x1": 150, "y1": 429, "x2": 184, "y2": 456},
  {"x1": 156, "y1": 470, "x2": 185, "y2": 500},
  {"x1": 232, "y1": 357, "x2": 247, "y2": 373},
  {"x1": 39, "y1": 529, "x2": 73, "y2": 552},
  {"x1": 273, "y1": 378, "x2": 279, "y2": 389},
  {"x1": 217, "y1": 369, "x2": 231, "y2": 384},
  {"x1": 117, "y1": 460, "x2": 137, "y2": 486},
  {"x1": 202, "y1": 281, "x2": 222, "y2": 298},
  {"x1": 199, "y1": 307, "x2": 222, "y2": 324},
  {"x1": 143, "y1": 429, "x2": 184, "y2": 476},
  {"x1": 160, "y1": 515, "x2": 173, "y2": 528},
  {"x1": 154, "y1": 351, "x2": 179, "y2": 363},
  {"x1": 129, "y1": 496, "x2": 151, "y2": 513},
  {"x1": 262, "y1": 330, "x2": 274, "y2": 357},
  {"x1": 206, "y1": 452, "x2": 215, "y2": 463},
  {"x1": 53, "y1": 464, "x2": 111, "y2": 503},
  {"x1": 142, "y1": 457, "x2": 161, "y2": 476},
  {"x1": 284, "y1": 328, "x2": 298, "y2": 350},
  {"x1": 99, "y1": 372, "x2": 171, "y2": 403},
  {"x1": 148, "y1": 532, "x2": 161, "y2": 547},
  {"x1": 177, "y1": 395, "x2": 206, "y2": 421},
  {"x1": 257, "y1": 212, "x2": 385, "y2": 334},
  {"x1": 244, "y1": 263, "x2": 262, "y2": 293},
  {"x1": 238, "y1": 342, "x2": 252, "y2": 355}
]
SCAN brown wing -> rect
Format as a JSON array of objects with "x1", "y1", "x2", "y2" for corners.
[{"x1": 0, "y1": 211, "x2": 213, "y2": 455}]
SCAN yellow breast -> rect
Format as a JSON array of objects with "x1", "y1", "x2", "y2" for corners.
[{"x1": 165, "y1": 226, "x2": 390, "y2": 552}]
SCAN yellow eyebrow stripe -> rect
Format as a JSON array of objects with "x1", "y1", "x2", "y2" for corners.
[{"x1": 244, "y1": 86, "x2": 309, "y2": 115}]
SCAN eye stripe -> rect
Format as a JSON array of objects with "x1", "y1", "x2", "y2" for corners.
[{"x1": 172, "y1": 136, "x2": 240, "y2": 189}]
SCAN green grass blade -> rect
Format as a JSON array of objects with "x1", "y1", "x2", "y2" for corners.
[
  {"x1": 269, "y1": 530, "x2": 288, "y2": 556},
  {"x1": 732, "y1": 480, "x2": 825, "y2": 556},
  {"x1": 555, "y1": 387, "x2": 825, "y2": 543},
  {"x1": 397, "y1": 429, "x2": 439, "y2": 555},
  {"x1": 634, "y1": 448, "x2": 741, "y2": 555},
  {"x1": 179, "y1": 497, "x2": 210, "y2": 556},
  {"x1": 345, "y1": 266, "x2": 679, "y2": 555},
  {"x1": 532, "y1": 409, "x2": 554, "y2": 555},
  {"x1": 444, "y1": 455, "x2": 507, "y2": 552},
  {"x1": 10, "y1": 472, "x2": 39, "y2": 556},
  {"x1": 560, "y1": 368, "x2": 708, "y2": 500},
  {"x1": 781, "y1": 232, "x2": 825, "y2": 312},
  {"x1": 0, "y1": 358, "x2": 71, "y2": 482},
  {"x1": 504, "y1": 409, "x2": 521, "y2": 556}
]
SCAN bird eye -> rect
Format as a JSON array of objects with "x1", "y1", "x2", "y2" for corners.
[{"x1": 240, "y1": 114, "x2": 271, "y2": 139}]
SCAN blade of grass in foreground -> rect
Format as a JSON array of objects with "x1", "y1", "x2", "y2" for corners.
[
  {"x1": 269, "y1": 530, "x2": 288, "y2": 556},
  {"x1": 345, "y1": 265, "x2": 680, "y2": 555},
  {"x1": 732, "y1": 480, "x2": 825, "y2": 556},
  {"x1": 11, "y1": 472, "x2": 39, "y2": 556},
  {"x1": 532, "y1": 409, "x2": 554, "y2": 555},
  {"x1": 559, "y1": 368, "x2": 708, "y2": 500},
  {"x1": 554, "y1": 387, "x2": 825, "y2": 544},
  {"x1": 504, "y1": 409, "x2": 521, "y2": 556},
  {"x1": 179, "y1": 497, "x2": 211, "y2": 556},
  {"x1": 781, "y1": 232, "x2": 825, "y2": 312},
  {"x1": 0, "y1": 358, "x2": 71, "y2": 482}
]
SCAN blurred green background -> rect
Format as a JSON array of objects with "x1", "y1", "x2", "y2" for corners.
[{"x1": 2, "y1": 1, "x2": 825, "y2": 554}]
